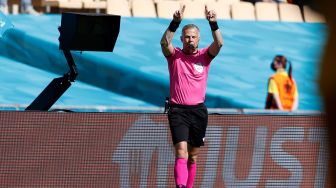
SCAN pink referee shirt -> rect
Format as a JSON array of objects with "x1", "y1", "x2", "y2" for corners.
[{"x1": 166, "y1": 47, "x2": 213, "y2": 105}]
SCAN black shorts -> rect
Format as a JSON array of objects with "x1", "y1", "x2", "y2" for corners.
[{"x1": 168, "y1": 103, "x2": 208, "y2": 147}]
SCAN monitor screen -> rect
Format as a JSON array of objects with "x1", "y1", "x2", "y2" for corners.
[{"x1": 59, "y1": 12, "x2": 120, "y2": 52}]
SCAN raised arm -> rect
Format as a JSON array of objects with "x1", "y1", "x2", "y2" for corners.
[
  {"x1": 160, "y1": 5, "x2": 185, "y2": 57},
  {"x1": 205, "y1": 5, "x2": 224, "y2": 57}
]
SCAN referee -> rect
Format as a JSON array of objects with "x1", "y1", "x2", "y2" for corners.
[{"x1": 160, "y1": 4, "x2": 224, "y2": 188}]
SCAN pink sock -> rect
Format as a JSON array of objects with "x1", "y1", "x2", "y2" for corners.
[
  {"x1": 186, "y1": 161, "x2": 197, "y2": 188},
  {"x1": 174, "y1": 158, "x2": 188, "y2": 187}
]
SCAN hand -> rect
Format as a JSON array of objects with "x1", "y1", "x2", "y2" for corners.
[
  {"x1": 205, "y1": 5, "x2": 217, "y2": 22},
  {"x1": 173, "y1": 4, "x2": 185, "y2": 22}
]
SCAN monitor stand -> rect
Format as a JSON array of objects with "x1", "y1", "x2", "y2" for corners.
[{"x1": 25, "y1": 50, "x2": 77, "y2": 111}]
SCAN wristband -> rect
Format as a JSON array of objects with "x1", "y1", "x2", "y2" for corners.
[
  {"x1": 209, "y1": 21, "x2": 219, "y2": 31},
  {"x1": 168, "y1": 20, "x2": 181, "y2": 32}
]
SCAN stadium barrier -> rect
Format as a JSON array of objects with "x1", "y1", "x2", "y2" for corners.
[{"x1": 0, "y1": 111, "x2": 331, "y2": 187}]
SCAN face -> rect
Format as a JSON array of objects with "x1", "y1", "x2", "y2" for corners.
[
  {"x1": 273, "y1": 60, "x2": 284, "y2": 70},
  {"x1": 181, "y1": 27, "x2": 200, "y2": 54}
]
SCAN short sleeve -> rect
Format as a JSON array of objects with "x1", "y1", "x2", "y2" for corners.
[
  {"x1": 165, "y1": 48, "x2": 177, "y2": 62},
  {"x1": 201, "y1": 47, "x2": 213, "y2": 65},
  {"x1": 268, "y1": 79, "x2": 279, "y2": 94}
]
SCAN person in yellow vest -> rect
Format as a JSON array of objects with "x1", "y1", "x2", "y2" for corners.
[{"x1": 265, "y1": 55, "x2": 299, "y2": 111}]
